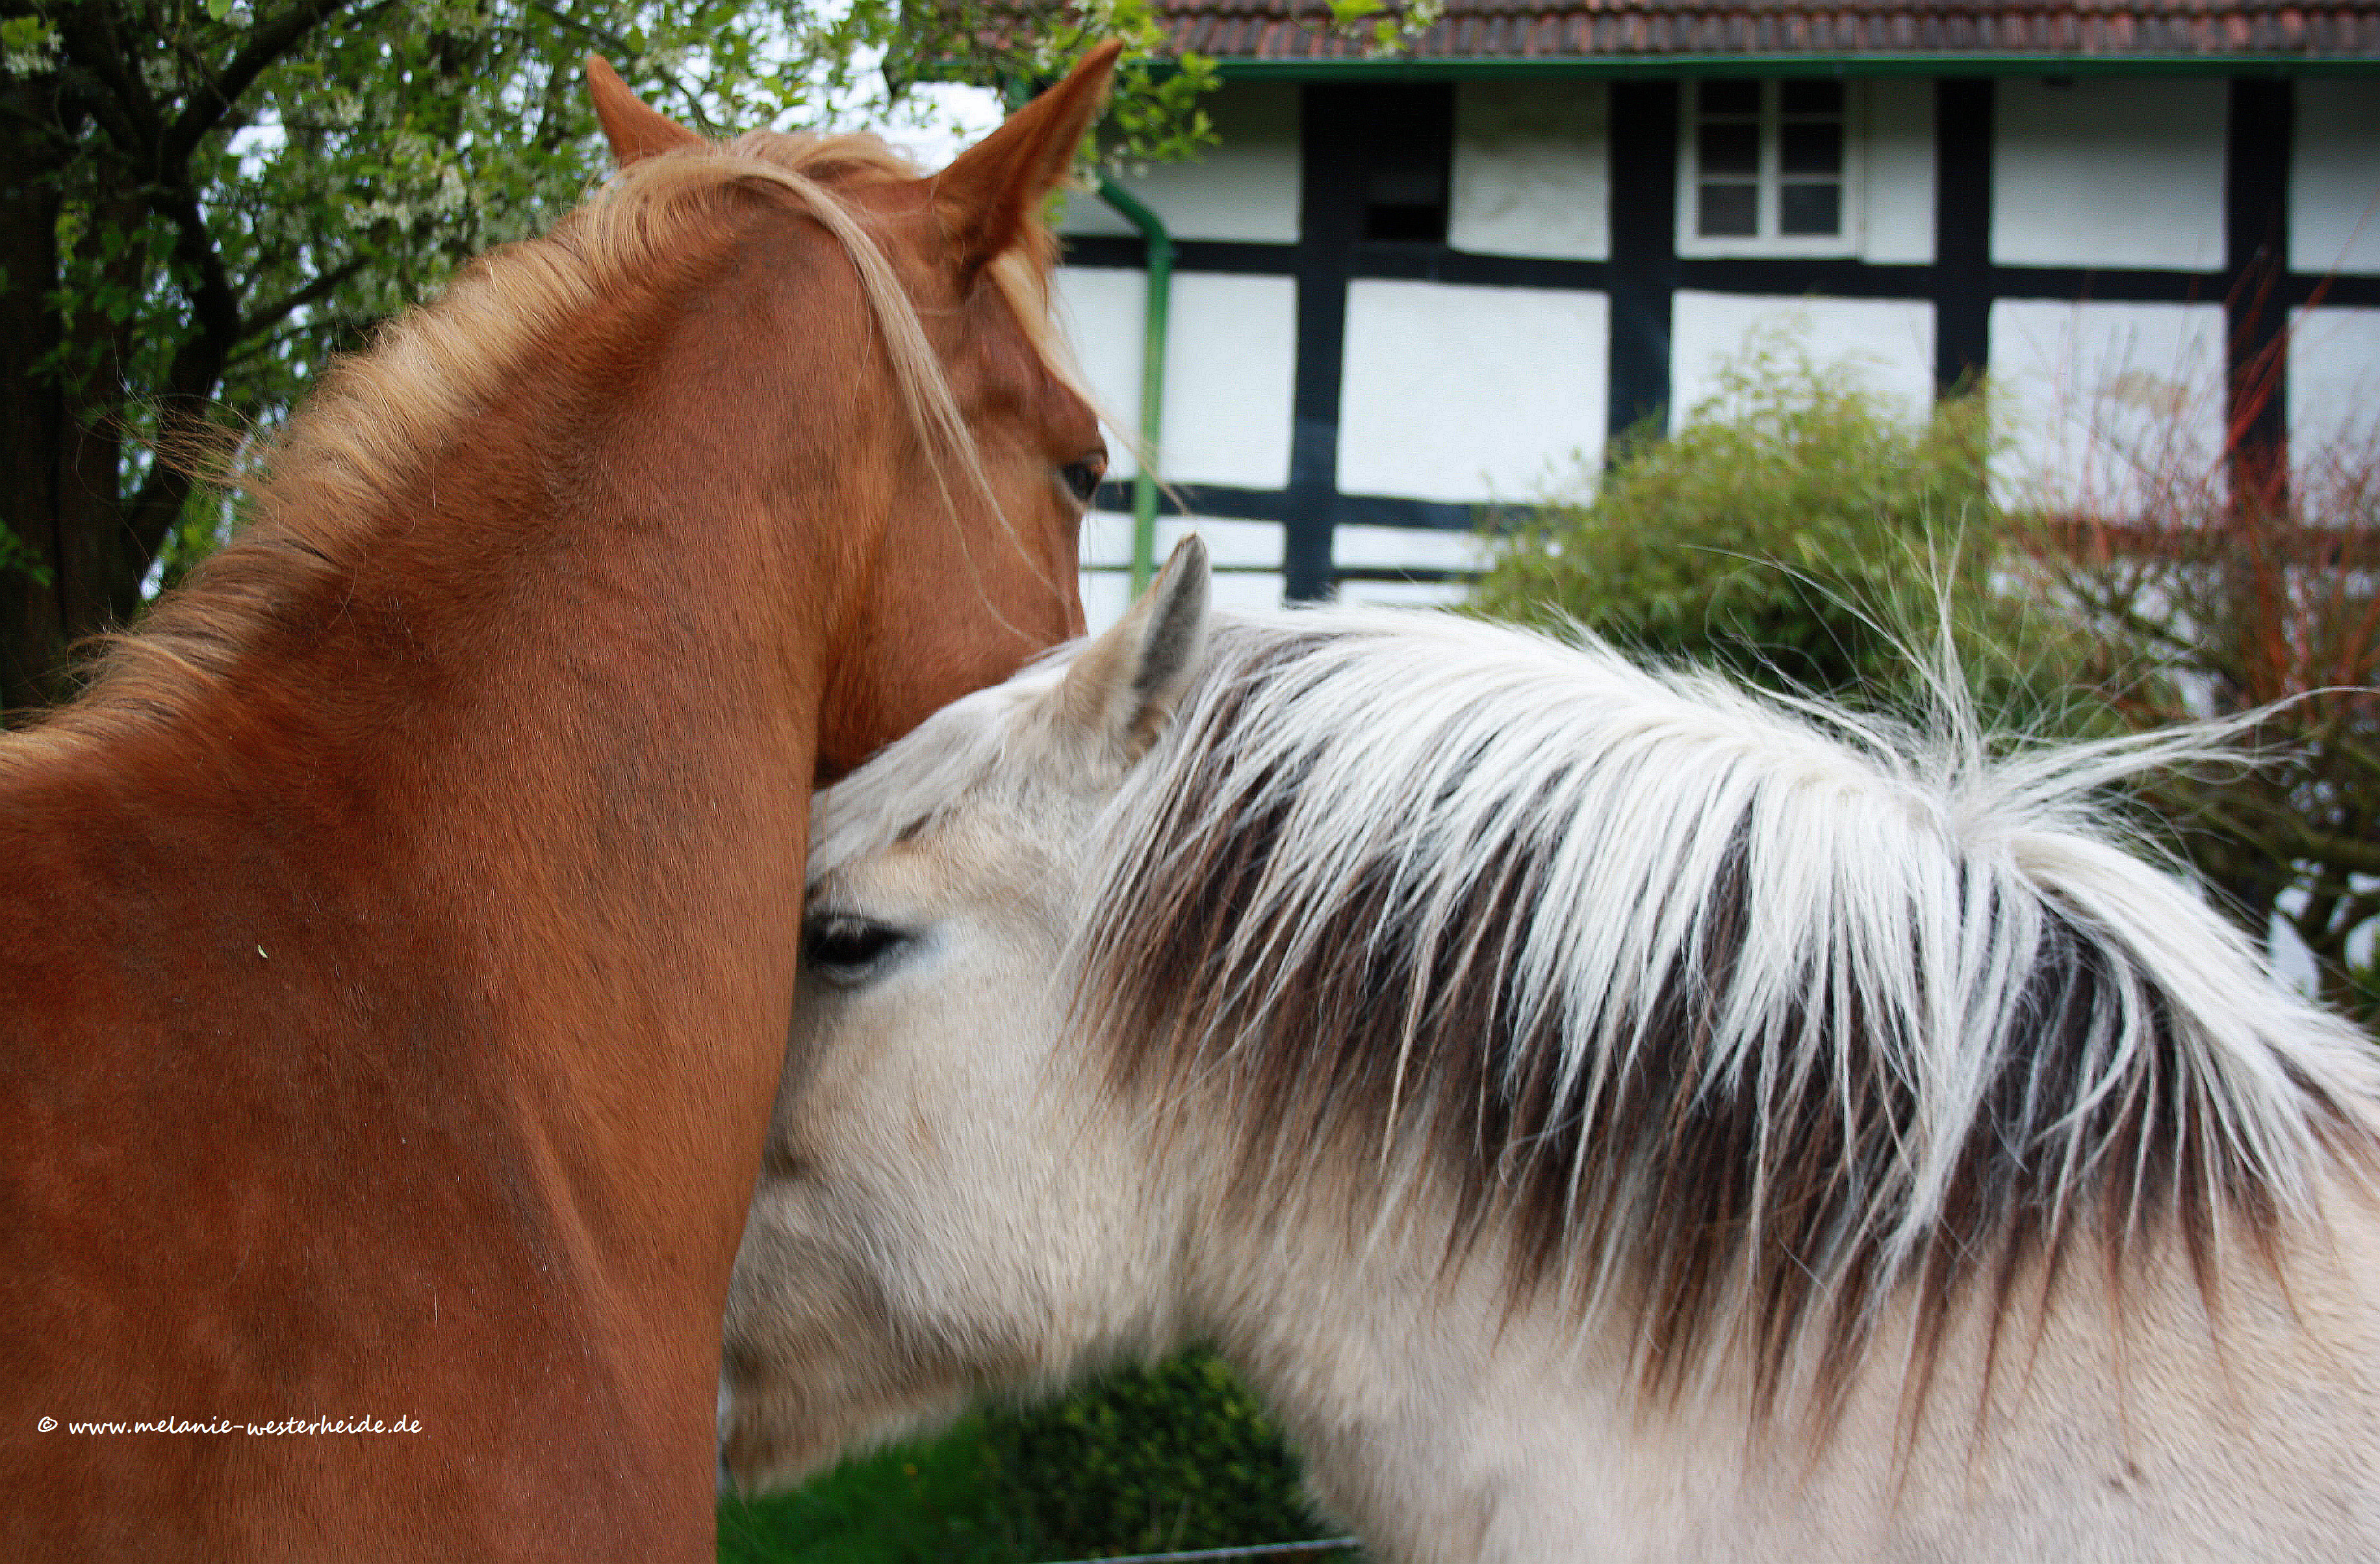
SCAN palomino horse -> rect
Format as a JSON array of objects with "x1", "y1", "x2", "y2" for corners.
[
  {"x1": 2, "y1": 47, "x2": 1121, "y2": 1561},
  {"x1": 725, "y1": 543, "x2": 2380, "y2": 1561}
]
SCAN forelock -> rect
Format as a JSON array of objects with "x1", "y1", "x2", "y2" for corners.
[{"x1": 808, "y1": 658, "x2": 1072, "y2": 880}]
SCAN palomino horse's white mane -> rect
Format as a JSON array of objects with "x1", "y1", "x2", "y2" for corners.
[{"x1": 1032, "y1": 609, "x2": 2380, "y2": 1417}]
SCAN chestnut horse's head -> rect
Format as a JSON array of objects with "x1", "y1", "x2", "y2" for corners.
[{"x1": 588, "y1": 49, "x2": 1118, "y2": 776}]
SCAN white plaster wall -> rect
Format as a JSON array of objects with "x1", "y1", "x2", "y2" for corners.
[
  {"x1": 1050, "y1": 267, "x2": 1298, "y2": 489},
  {"x1": 1337, "y1": 578, "x2": 1472, "y2": 607},
  {"x1": 1862, "y1": 78, "x2": 1936, "y2": 264},
  {"x1": 1991, "y1": 79, "x2": 2226, "y2": 270},
  {"x1": 1155, "y1": 274, "x2": 1298, "y2": 488},
  {"x1": 1080, "y1": 514, "x2": 1283, "y2": 630},
  {"x1": 1669, "y1": 292, "x2": 1938, "y2": 429},
  {"x1": 1450, "y1": 82, "x2": 1609, "y2": 261},
  {"x1": 2292, "y1": 81, "x2": 2380, "y2": 275},
  {"x1": 1058, "y1": 84, "x2": 1301, "y2": 243},
  {"x1": 2289, "y1": 307, "x2": 2380, "y2": 486},
  {"x1": 1333, "y1": 523, "x2": 1492, "y2": 574},
  {"x1": 1053, "y1": 267, "x2": 1145, "y2": 470},
  {"x1": 1081, "y1": 513, "x2": 1283, "y2": 572},
  {"x1": 1337, "y1": 281, "x2": 1609, "y2": 503},
  {"x1": 1989, "y1": 299, "x2": 2227, "y2": 514},
  {"x1": 1333, "y1": 523, "x2": 1490, "y2": 608}
]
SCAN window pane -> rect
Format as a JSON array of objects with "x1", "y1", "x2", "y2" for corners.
[
  {"x1": 1697, "y1": 121, "x2": 1760, "y2": 177},
  {"x1": 1780, "y1": 81, "x2": 1845, "y2": 115},
  {"x1": 1698, "y1": 182, "x2": 1759, "y2": 236},
  {"x1": 1699, "y1": 80, "x2": 1759, "y2": 116},
  {"x1": 1347, "y1": 82, "x2": 1453, "y2": 245},
  {"x1": 1780, "y1": 120, "x2": 1843, "y2": 176},
  {"x1": 1778, "y1": 181, "x2": 1841, "y2": 235}
]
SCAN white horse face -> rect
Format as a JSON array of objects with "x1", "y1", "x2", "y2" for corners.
[{"x1": 720, "y1": 542, "x2": 1214, "y2": 1492}]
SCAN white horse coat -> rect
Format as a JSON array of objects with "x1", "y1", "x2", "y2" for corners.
[{"x1": 724, "y1": 541, "x2": 2380, "y2": 1563}]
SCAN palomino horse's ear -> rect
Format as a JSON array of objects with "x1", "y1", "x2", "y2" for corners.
[
  {"x1": 931, "y1": 40, "x2": 1125, "y2": 281},
  {"x1": 587, "y1": 57, "x2": 706, "y2": 167},
  {"x1": 1051, "y1": 535, "x2": 1210, "y2": 768}
]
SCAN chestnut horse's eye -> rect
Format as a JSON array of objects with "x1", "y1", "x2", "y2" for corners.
[
  {"x1": 802, "y1": 916, "x2": 910, "y2": 984},
  {"x1": 1059, "y1": 457, "x2": 1104, "y2": 504}
]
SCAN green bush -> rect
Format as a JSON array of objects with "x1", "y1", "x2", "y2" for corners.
[
  {"x1": 717, "y1": 1351, "x2": 1333, "y2": 1564},
  {"x1": 982, "y1": 1349, "x2": 1329, "y2": 1561},
  {"x1": 1472, "y1": 346, "x2": 2075, "y2": 716}
]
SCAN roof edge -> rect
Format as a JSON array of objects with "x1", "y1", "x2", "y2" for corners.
[
  {"x1": 911, "y1": 52, "x2": 2380, "y2": 86},
  {"x1": 1197, "y1": 52, "x2": 2380, "y2": 79}
]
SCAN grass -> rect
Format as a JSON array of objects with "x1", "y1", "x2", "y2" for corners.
[{"x1": 717, "y1": 1417, "x2": 1030, "y2": 1564}]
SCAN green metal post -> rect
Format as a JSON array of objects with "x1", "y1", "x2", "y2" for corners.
[{"x1": 1092, "y1": 177, "x2": 1171, "y2": 596}]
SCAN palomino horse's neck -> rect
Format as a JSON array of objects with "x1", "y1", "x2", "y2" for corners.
[{"x1": 1186, "y1": 1164, "x2": 2380, "y2": 1564}]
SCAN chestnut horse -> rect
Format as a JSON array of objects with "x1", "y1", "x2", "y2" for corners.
[{"x1": 1, "y1": 47, "x2": 1118, "y2": 1561}]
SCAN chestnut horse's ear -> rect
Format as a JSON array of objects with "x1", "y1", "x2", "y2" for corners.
[
  {"x1": 1050, "y1": 535, "x2": 1210, "y2": 769},
  {"x1": 587, "y1": 56, "x2": 706, "y2": 167},
  {"x1": 932, "y1": 40, "x2": 1124, "y2": 280}
]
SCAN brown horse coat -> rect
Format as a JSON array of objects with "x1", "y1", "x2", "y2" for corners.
[{"x1": 1, "y1": 47, "x2": 1118, "y2": 1561}]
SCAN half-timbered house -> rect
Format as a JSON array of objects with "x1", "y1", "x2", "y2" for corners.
[{"x1": 1053, "y1": 1, "x2": 2380, "y2": 619}]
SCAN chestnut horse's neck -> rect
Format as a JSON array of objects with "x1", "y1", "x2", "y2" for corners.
[
  {"x1": 0, "y1": 214, "x2": 895, "y2": 1560},
  {"x1": 179, "y1": 216, "x2": 885, "y2": 1175}
]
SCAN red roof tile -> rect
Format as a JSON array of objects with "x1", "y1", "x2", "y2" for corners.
[{"x1": 1142, "y1": 0, "x2": 2380, "y2": 60}]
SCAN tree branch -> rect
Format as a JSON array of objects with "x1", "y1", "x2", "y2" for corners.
[
  {"x1": 119, "y1": 170, "x2": 246, "y2": 572},
  {"x1": 2192, "y1": 790, "x2": 2380, "y2": 880},
  {"x1": 2290, "y1": 826, "x2": 2380, "y2": 880},
  {"x1": 49, "y1": 7, "x2": 164, "y2": 163},
  {"x1": 162, "y1": 0, "x2": 363, "y2": 167},
  {"x1": 241, "y1": 253, "x2": 368, "y2": 339},
  {"x1": 525, "y1": 0, "x2": 637, "y2": 62}
]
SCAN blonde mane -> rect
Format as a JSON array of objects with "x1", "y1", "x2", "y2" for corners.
[
  {"x1": 19, "y1": 127, "x2": 1072, "y2": 746},
  {"x1": 1071, "y1": 611, "x2": 2380, "y2": 1424}
]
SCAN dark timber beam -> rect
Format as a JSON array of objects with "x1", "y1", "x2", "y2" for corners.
[
  {"x1": 1606, "y1": 81, "x2": 1681, "y2": 439},
  {"x1": 1283, "y1": 86, "x2": 1364, "y2": 600},
  {"x1": 1934, "y1": 79, "x2": 1995, "y2": 392},
  {"x1": 2226, "y1": 77, "x2": 2294, "y2": 505}
]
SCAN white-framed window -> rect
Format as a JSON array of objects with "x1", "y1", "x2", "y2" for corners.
[{"x1": 1677, "y1": 79, "x2": 1863, "y2": 256}]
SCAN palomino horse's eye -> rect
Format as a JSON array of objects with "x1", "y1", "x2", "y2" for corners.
[
  {"x1": 1059, "y1": 457, "x2": 1104, "y2": 504},
  {"x1": 802, "y1": 915, "x2": 908, "y2": 983}
]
